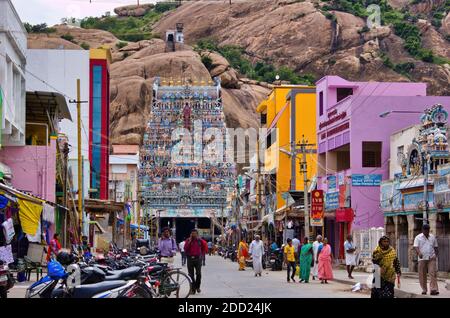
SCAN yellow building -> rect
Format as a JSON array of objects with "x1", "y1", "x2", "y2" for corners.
[{"x1": 257, "y1": 85, "x2": 317, "y2": 213}]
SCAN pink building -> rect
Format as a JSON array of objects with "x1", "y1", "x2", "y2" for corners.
[
  {"x1": 2, "y1": 136, "x2": 57, "y2": 202},
  {"x1": 315, "y1": 75, "x2": 450, "y2": 259}
]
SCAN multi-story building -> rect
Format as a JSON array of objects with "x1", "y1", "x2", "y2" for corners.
[
  {"x1": 256, "y1": 85, "x2": 316, "y2": 244},
  {"x1": 0, "y1": 0, "x2": 27, "y2": 148},
  {"x1": 315, "y1": 75, "x2": 449, "y2": 259},
  {"x1": 26, "y1": 49, "x2": 91, "y2": 201},
  {"x1": 89, "y1": 47, "x2": 111, "y2": 200},
  {"x1": 381, "y1": 104, "x2": 450, "y2": 272},
  {"x1": 109, "y1": 144, "x2": 139, "y2": 217},
  {"x1": 0, "y1": 0, "x2": 73, "y2": 249}
]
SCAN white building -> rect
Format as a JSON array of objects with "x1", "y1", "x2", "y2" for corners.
[
  {"x1": 109, "y1": 145, "x2": 139, "y2": 220},
  {"x1": 0, "y1": 0, "x2": 27, "y2": 147},
  {"x1": 26, "y1": 49, "x2": 91, "y2": 198},
  {"x1": 26, "y1": 49, "x2": 90, "y2": 160},
  {"x1": 389, "y1": 124, "x2": 421, "y2": 179}
]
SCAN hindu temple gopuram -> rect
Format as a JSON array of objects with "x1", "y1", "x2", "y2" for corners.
[{"x1": 139, "y1": 77, "x2": 235, "y2": 242}]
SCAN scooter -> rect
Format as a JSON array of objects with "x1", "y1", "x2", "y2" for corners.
[
  {"x1": 0, "y1": 260, "x2": 15, "y2": 298},
  {"x1": 269, "y1": 248, "x2": 283, "y2": 271}
]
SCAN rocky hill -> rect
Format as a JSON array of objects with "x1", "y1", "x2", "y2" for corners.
[{"x1": 27, "y1": 0, "x2": 450, "y2": 146}]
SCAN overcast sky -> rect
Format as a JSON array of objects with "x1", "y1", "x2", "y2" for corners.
[{"x1": 12, "y1": 0, "x2": 157, "y2": 25}]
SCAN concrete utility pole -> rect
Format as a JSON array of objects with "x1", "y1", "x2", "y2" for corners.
[
  {"x1": 280, "y1": 138, "x2": 317, "y2": 240},
  {"x1": 298, "y1": 136, "x2": 316, "y2": 240},
  {"x1": 76, "y1": 79, "x2": 83, "y2": 237},
  {"x1": 423, "y1": 152, "x2": 430, "y2": 225}
]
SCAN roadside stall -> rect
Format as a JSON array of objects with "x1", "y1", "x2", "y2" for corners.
[{"x1": 0, "y1": 182, "x2": 67, "y2": 281}]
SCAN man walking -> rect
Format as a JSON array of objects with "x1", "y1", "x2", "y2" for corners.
[
  {"x1": 179, "y1": 239, "x2": 186, "y2": 266},
  {"x1": 184, "y1": 229, "x2": 208, "y2": 295},
  {"x1": 292, "y1": 236, "x2": 301, "y2": 258},
  {"x1": 414, "y1": 224, "x2": 439, "y2": 295},
  {"x1": 284, "y1": 238, "x2": 296, "y2": 283},
  {"x1": 312, "y1": 235, "x2": 323, "y2": 280},
  {"x1": 344, "y1": 234, "x2": 357, "y2": 279},
  {"x1": 158, "y1": 227, "x2": 177, "y2": 264},
  {"x1": 249, "y1": 235, "x2": 265, "y2": 277}
]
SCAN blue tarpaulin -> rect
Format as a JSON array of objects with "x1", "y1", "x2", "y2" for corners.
[{"x1": 117, "y1": 219, "x2": 149, "y2": 231}]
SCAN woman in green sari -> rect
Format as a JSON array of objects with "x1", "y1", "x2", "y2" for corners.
[{"x1": 299, "y1": 237, "x2": 314, "y2": 283}]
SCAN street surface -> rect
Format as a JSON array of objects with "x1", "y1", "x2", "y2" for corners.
[
  {"x1": 188, "y1": 255, "x2": 368, "y2": 298},
  {"x1": 8, "y1": 254, "x2": 368, "y2": 298}
]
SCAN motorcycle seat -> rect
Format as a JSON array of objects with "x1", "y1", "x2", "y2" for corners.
[
  {"x1": 105, "y1": 266, "x2": 142, "y2": 280},
  {"x1": 147, "y1": 265, "x2": 163, "y2": 275},
  {"x1": 72, "y1": 280, "x2": 127, "y2": 298}
]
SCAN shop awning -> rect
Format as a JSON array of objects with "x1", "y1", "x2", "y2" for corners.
[
  {"x1": 0, "y1": 182, "x2": 47, "y2": 235},
  {"x1": 117, "y1": 219, "x2": 149, "y2": 231},
  {"x1": 71, "y1": 198, "x2": 125, "y2": 213},
  {"x1": 26, "y1": 91, "x2": 72, "y2": 122}
]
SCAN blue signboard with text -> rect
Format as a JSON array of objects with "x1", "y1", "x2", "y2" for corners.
[
  {"x1": 327, "y1": 175, "x2": 337, "y2": 191},
  {"x1": 352, "y1": 174, "x2": 382, "y2": 186},
  {"x1": 325, "y1": 192, "x2": 339, "y2": 210}
]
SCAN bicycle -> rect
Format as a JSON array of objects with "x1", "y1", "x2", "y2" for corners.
[{"x1": 146, "y1": 263, "x2": 192, "y2": 298}]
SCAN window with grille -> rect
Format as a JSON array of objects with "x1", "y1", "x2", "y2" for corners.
[{"x1": 362, "y1": 141, "x2": 382, "y2": 167}]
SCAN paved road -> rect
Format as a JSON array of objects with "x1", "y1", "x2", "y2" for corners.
[
  {"x1": 188, "y1": 255, "x2": 368, "y2": 298},
  {"x1": 7, "y1": 254, "x2": 369, "y2": 298}
]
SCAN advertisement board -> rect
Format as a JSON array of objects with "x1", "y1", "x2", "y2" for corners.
[
  {"x1": 311, "y1": 190, "x2": 324, "y2": 227},
  {"x1": 352, "y1": 174, "x2": 382, "y2": 186}
]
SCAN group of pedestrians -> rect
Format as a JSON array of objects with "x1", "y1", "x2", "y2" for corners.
[
  {"x1": 370, "y1": 223, "x2": 439, "y2": 298},
  {"x1": 158, "y1": 227, "x2": 208, "y2": 295},
  {"x1": 284, "y1": 235, "x2": 333, "y2": 284}
]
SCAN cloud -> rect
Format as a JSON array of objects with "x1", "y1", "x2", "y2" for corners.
[{"x1": 11, "y1": 0, "x2": 156, "y2": 25}]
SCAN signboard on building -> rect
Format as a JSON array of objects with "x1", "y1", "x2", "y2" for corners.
[
  {"x1": 327, "y1": 175, "x2": 337, "y2": 191},
  {"x1": 338, "y1": 172, "x2": 345, "y2": 185},
  {"x1": 152, "y1": 208, "x2": 219, "y2": 218},
  {"x1": 352, "y1": 174, "x2": 382, "y2": 186},
  {"x1": 339, "y1": 184, "x2": 347, "y2": 207},
  {"x1": 336, "y1": 208, "x2": 354, "y2": 222},
  {"x1": 325, "y1": 192, "x2": 339, "y2": 210},
  {"x1": 311, "y1": 190, "x2": 324, "y2": 227}
]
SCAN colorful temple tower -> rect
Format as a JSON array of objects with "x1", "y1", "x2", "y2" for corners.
[{"x1": 139, "y1": 77, "x2": 235, "y2": 242}]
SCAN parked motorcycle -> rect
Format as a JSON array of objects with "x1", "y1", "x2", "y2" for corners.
[
  {"x1": 0, "y1": 260, "x2": 14, "y2": 298},
  {"x1": 269, "y1": 248, "x2": 283, "y2": 271}
]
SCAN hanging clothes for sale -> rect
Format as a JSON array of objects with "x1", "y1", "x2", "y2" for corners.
[
  {"x1": 26, "y1": 219, "x2": 42, "y2": 243},
  {"x1": 2, "y1": 218, "x2": 15, "y2": 244},
  {"x1": 0, "y1": 194, "x2": 9, "y2": 209},
  {"x1": 17, "y1": 198, "x2": 43, "y2": 235},
  {"x1": 42, "y1": 203, "x2": 55, "y2": 224},
  {"x1": 0, "y1": 244, "x2": 14, "y2": 265}
]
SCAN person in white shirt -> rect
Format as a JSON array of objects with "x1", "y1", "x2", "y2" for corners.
[
  {"x1": 292, "y1": 236, "x2": 301, "y2": 260},
  {"x1": 414, "y1": 224, "x2": 439, "y2": 295},
  {"x1": 179, "y1": 239, "x2": 186, "y2": 266},
  {"x1": 312, "y1": 235, "x2": 323, "y2": 280},
  {"x1": 249, "y1": 235, "x2": 265, "y2": 277},
  {"x1": 344, "y1": 235, "x2": 357, "y2": 279}
]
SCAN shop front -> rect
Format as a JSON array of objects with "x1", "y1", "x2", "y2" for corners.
[{"x1": 0, "y1": 182, "x2": 63, "y2": 276}]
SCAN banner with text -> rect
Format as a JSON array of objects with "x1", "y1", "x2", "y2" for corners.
[{"x1": 311, "y1": 190, "x2": 324, "y2": 227}]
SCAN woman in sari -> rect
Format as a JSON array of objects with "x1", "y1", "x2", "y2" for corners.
[
  {"x1": 238, "y1": 238, "x2": 249, "y2": 271},
  {"x1": 371, "y1": 236, "x2": 401, "y2": 298},
  {"x1": 299, "y1": 237, "x2": 313, "y2": 283},
  {"x1": 317, "y1": 237, "x2": 333, "y2": 284}
]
